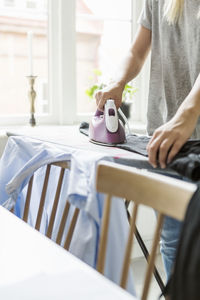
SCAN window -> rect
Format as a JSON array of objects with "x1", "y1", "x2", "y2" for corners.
[
  {"x1": 76, "y1": 0, "x2": 132, "y2": 115},
  {"x1": 75, "y1": 0, "x2": 149, "y2": 128},
  {"x1": 4, "y1": 0, "x2": 15, "y2": 7},
  {"x1": 0, "y1": 0, "x2": 48, "y2": 124},
  {"x1": 26, "y1": 1, "x2": 37, "y2": 9},
  {"x1": 0, "y1": 0, "x2": 149, "y2": 129}
]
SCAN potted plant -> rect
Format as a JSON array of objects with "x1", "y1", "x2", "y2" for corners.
[{"x1": 85, "y1": 69, "x2": 137, "y2": 121}]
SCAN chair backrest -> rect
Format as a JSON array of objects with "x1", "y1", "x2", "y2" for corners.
[
  {"x1": 23, "y1": 161, "x2": 79, "y2": 250},
  {"x1": 95, "y1": 161, "x2": 197, "y2": 300}
]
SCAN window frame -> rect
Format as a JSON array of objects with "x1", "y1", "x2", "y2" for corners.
[
  {"x1": 3, "y1": 0, "x2": 15, "y2": 7},
  {"x1": 0, "y1": 0, "x2": 149, "y2": 129},
  {"x1": 130, "y1": 0, "x2": 150, "y2": 129}
]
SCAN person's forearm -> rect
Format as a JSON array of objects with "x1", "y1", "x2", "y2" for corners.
[
  {"x1": 95, "y1": 26, "x2": 151, "y2": 111},
  {"x1": 176, "y1": 73, "x2": 200, "y2": 120},
  {"x1": 147, "y1": 73, "x2": 200, "y2": 168},
  {"x1": 114, "y1": 26, "x2": 151, "y2": 88},
  {"x1": 115, "y1": 49, "x2": 147, "y2": 86}
]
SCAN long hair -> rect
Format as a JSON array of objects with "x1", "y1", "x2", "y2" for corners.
[
  {"x1": 164, "y1": 0, "x2": 200, "y2": 24},
  {"x1": 163, "y1": 0, "x2": 184, "y2": 24}
]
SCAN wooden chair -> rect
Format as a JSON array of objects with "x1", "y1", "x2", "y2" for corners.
[
  {"x1": 95, "y1": 161, "x2": 196, "y2": 300},
  {"x1": 22, "y1": 161, "x2": 80, "y2": 250}
]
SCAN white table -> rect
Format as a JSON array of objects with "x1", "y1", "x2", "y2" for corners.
[{"x1": 0, "y1": 206, "x2": 136, "y2": 300}]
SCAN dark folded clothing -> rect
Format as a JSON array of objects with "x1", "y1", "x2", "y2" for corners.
[
  {"x1": 79, "y1": 122, "x2": 200, "y2": 181},
  {"x1": 115, "y1": 134, "x2": 149, "y2": 156},
  {"x1": 169, "y1": 154, "x2": 200, "y2": 181},
  {"x1": 79, "y1": 122, "x2": 89, "y2": 136}
]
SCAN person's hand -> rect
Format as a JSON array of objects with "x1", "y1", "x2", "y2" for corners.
[
  {"x1": 95, "y1": 81, "x2": 125, "y2": 111},
  {"x1": 147, "y1": 110, "x2": 199, "y2": 168}
]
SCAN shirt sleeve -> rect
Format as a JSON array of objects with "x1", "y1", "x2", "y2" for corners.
[{"x1": 138, "y1": 0, "x2": 152, "y2": 30}]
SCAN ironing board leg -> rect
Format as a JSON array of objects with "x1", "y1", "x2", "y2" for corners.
[{"x1": 125, "y1": 200, "x2": 165, "y2": 294}]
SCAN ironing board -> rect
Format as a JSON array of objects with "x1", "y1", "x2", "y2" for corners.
[
  {"x1": 6, "y1": 125, "x2": 177, "y2": 175},
  {"x1": 6, "y1": 125, "x2": 176, "y2": 293}
]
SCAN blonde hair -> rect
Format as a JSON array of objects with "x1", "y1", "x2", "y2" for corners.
[
  {"x1": 164, "y1": 0, "x2": 184, "y2": 24},
  {"x1": 164, "y1": 0, "x2": 200, "y2": 24}
]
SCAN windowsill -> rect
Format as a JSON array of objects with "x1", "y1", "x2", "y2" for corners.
[
  {"x1": 0, "y1": 121, "x2": 147, "y2": 136},
  {"x1": 1, "y1": 124, "x2": 80, "y2": 138},
  {"x1": 129, "y1": 121, "x2": 147, "y2": 135}
]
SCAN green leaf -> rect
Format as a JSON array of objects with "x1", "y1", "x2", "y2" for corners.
[
  {"x1": 85, "y1": 71, "x2": 138, "y2": 101},
  {"x1": 85, "y1": 84, "x2": 99, "y2": 99},
  {"x1": 93, "y1": 69, "x2": 102, "y2": 76}
]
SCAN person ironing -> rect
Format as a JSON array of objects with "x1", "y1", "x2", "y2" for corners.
[{"x1": 95, "y1": 0, "x2": 200, "y2": 278}]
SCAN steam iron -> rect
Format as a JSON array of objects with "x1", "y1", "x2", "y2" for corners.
[{"x1": 89, "y1": 99, "x2": 127, "y2": 146}]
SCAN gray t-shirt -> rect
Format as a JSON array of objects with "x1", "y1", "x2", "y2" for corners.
[{"x1": 139, "y1": 0, "x2": 200, "y2": 138}]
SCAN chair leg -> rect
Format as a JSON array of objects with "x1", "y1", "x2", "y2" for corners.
[
  {"x1": 56, "y1": 201, "x2": 70, "y2": 245},
  {"x1": 120, "y1": 203, "x2": 138, "y2": 289},
  {"x1": 10, "y1": 207, "x2": 15, "y2": 214},
  {"x1": 125, "y1": 200, "x2": 165, "y2": 294},
  {"x1": 46, "y1": 167, "x2": 65, "y2": 239},
  {"x1": 96, "y1": 195, "x2": 112, "y2": 274},
  {"x1": 35, "y1": 164, "x2": 51, "y2": 231},
  {"x1": 63, "y1": 207, "x2": 80, "y2": 250},
  {"x1": 142, "y1": 213, "x2": 164, "y2": 300},
  {"x1": 23, "y1": 175, "x2": 34, "y2": 222},
  {"x1": 135, "y1": 228, "x2": 165, "y2": 293}
]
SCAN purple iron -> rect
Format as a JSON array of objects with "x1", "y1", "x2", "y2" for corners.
[{"x1": 89, "y1": 99, "x2": 126, "y2": 146}]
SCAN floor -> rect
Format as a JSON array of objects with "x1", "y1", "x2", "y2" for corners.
[{"x1": 132, "y1": 254, "x2": 166, "y2": 300}]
